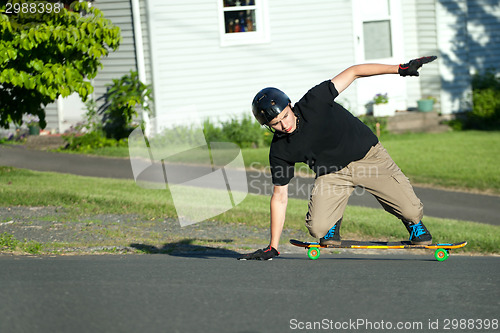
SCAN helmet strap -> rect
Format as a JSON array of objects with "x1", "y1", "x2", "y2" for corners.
[{"x1": 264, "y1": 125, "x2": 275, "y2": 133}]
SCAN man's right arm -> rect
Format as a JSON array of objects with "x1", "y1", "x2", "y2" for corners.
[
  {"x1": 269, "y1": 184, "x2": 288, "y2": 250},
  {"x1": 236, "y1": 184, "x2": 287, "y2": 260}
]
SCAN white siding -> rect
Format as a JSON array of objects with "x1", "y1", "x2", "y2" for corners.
[
  {"x1": 40, "y1": 0, "x2": 500, "y2": 131},
  {"x1": 93, "y1": 0, "x2": 138, "y2": 102},
  {"x1": 436, "y1": 0, "x2": 472, "y2": 114},
  {"x1": 402, "y1": 0, "x2": 423, "y2": 110},
  {"x1": 43, "y1": 103, "x2": 58, "y2": 130},
  {"x1": 147, "y1": 0, "x2": 356, "y2": 130},
  {"x1": 140, "y1": 0, "x2": 153, "y2": 88},
  {"x1": 466, "y1": 0, "x2": 500, "y2": 73},
  {"x1": 415, "y1": 0, "x2": 442, "y2": 111},
  {"x1": 92, "y1": 0, "x2": 154, "y2": 118}
]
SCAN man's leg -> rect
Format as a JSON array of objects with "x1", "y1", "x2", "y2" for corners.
[
  {"x1": 305, "y1": 168, "x2": 354, "y2": 241},
  {"x1": 352, "y1": 143, "x2": 431, "y2": 244}
]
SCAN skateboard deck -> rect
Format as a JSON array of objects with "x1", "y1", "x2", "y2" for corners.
[{"x1": 289, "y1": 239, "x2": 467, "y2": 261}]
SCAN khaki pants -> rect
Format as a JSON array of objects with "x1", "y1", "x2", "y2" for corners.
[{"x1": 305, "y1": 142, "x2": 423, "y2": 238}]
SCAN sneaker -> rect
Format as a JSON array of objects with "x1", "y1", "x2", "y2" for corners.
[
  {"x1": 319, "y1": 218, "x2": 342, "y2": 246},
  {"x1": 405, "y1": 221, "x2": 432, "y2": 245}
]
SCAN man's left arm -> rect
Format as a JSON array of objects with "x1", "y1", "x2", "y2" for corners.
[{"x1": 331, "y1": 56, "x2": 437, "y2": 94}]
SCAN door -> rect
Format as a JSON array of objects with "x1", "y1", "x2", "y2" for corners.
[{"x1": 352, "y1": 0, "x2": 406, "y2": 116}]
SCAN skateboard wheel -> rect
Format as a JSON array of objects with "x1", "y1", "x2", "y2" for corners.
[
  {"x1": 434, "y1": 249, "x2": 449, "y2": 262},
  {"x1": 307, "y1": 247, "x2": 321, "y2": 260}
]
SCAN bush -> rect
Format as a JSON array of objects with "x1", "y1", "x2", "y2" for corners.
[
  {"x1": 153, "y1": 113, "x2": 390, "y2": 148},
  {"x1": 467, "y1": 70, "x2": 500, "y2": 130},
  {"x1": 59, "y1": 98, "x2": 127, "y2": 153},
  {"x1": 219, "y1": 115, "x2": 271, "y2": 148},
  {"x1": 451, "y1": 69, "x2": 500, "y2": 130},
  {"x1": 153, "y1": 115, "x2": 272, "y2": 149},
  {"x1": 358, "y1": 115, "x2": 388, "y2": 136},
  {"x1": 98, "y1": 71, "x2": 152, "y2": 140},
  {"x1": 62, "y1": 131, "x2": 127, "y2": 153},
  {"x1": 203, "y1": 119, "x2": 227, "y2": 143},
  {"x1": 149, "y1": 124, "x2": 207, "y2": 148},
  {"x1": 468, "y1": 88, "x2": 500, "y2": 129}
]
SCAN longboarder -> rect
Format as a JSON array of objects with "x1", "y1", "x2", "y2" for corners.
[{"x1": 238, "y1": 56, "x2": 438, "y2": 260}]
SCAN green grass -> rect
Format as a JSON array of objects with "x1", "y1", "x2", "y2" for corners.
[
  {"x1": 69, "y1": 131, "x2": 500, "y2": 194},
  {"x1": 379, "y1": 131, "x2": 500, "y2": 193},
  {"x1": 244, "y1": 131, "x2": 500, "y2": 193},
  {"x1": 0, "y1": 232, "x2": 43, "y2": 254},
  {"x1": 0, "y1": 166, "x2": 498, "y2": 255}
]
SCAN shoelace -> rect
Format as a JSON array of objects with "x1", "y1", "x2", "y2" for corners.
[
  {"x1": 324, "y1": 225, "x2": 337, "y2": 239},
  {"x1": 410, "y1": 223, "x2": 426, "y2": 238}
]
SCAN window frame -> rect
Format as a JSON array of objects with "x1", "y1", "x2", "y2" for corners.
[{"x1": 217, "y1": 0, "x2": 270, "y2": 47}]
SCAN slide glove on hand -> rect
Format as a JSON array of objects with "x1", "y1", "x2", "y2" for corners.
[
  {"x1": 398, "y1": 56, "x2": 437, "y2": 77},
  {"x1": 237, "y1": 245, "x2": 279, "y2": 260}
]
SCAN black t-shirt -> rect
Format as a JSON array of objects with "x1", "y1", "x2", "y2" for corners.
[{"x1": 269, "y1": 80, "x2": 379, "y2": 185}]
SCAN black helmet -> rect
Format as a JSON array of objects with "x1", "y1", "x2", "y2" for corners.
[{"x1": 251, "y1": 87, "x2": 291, "y2": 125}]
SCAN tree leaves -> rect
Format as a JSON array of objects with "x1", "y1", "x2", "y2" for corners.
[{"x1": 0, "y1": 0, "x2": 121, "y2": 129}]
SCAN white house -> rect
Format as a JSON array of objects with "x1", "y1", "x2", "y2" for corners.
[{"x1": 44, "y1": 0, "x2": 500, "y2": 134}]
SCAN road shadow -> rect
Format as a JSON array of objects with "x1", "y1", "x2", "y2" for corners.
[
  {"x1": 310, "y1": 256, "x2": 436, "y2": 262},
  {"x1": 130, "y1": 238, "x2": 240, "y2": 259},
  {"x1": 284, "y1": 253, "x2": 438, "y2": 262}
]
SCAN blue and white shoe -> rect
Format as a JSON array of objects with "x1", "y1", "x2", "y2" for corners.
[
  {"x1": 405, "y1": 221, "x2": 432, "y2": 245},
  {"x1": 320, "y1": 218, "x2": 342, "y2": 246}
]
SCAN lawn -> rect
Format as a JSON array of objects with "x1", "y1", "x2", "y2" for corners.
[
  {"x1": 87, "y1": 131, "x2": 500, "y2": 194},
  {"x1": 0, "y1": 167, "x2": 498, "y2": 255},
  {"x1": 380, "y1": 131, "x2": 500, "y2": 193},
  {"x1": 243, "y1": 131, "x2": 500, "y2": 194}
]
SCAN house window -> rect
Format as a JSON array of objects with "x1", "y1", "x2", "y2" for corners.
[
  {"x1": 223, "y1": 1, "x2": 256, "y2": 33},
  {"x1": 218, "y1": 0, "x2": 269, "y2": 46},
  {"x1": 363, "y1": 20, "x2": 392, "y2": 59},
  {"x1": 358, "y1": 0, "x2": 394, "y2": 60}
]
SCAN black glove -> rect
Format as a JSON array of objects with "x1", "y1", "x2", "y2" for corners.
[
  {"x1": 237, "y1": 245, "x2": 279, "y2": 260},
  {"x1": 398, "y1": 56, "x2": 437, "y2": 77}
]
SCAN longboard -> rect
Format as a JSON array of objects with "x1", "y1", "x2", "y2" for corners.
[{"x1": 289, "y1": 239, "x2": 467, "y2": 261}]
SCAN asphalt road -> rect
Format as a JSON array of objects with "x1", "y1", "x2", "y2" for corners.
[
  {"x1": 1, "y1": 144, "x2": 499, "y2": 225},
  {"x1": 1, "y1": 145, "x2": 499, "y2": 332},
  {"x1": 0, "y1": 253, "x2": 498, "y2": 333}
]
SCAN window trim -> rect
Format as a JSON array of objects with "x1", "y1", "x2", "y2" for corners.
[{"x1": 217, "y1": 0, "x2": 270, "y2": 47}]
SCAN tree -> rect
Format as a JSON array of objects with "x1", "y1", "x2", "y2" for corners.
[{"x1": 0, "y1": 0, "x2": 121, "y2": 129}]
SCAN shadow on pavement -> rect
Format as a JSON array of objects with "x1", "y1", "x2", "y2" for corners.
[
  {"x1": 130, "y1": 239, "x2": 241, "y2": 259},
  {"x1": 305, "y1": 256, "x2": 437, "y2": 262}
]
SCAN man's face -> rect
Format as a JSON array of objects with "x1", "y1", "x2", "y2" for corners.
[{"x1": 268, "y1": 105, "x2": 297, "y2": 134}]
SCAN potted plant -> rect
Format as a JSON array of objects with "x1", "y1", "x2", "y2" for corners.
[
  {"x1": 372, "y1": 93, "x2": 394, "y2": 117},
  {"x1": 26, "y1": 115, "x2": 40, "y2": 135},
  {"x1": 417, "y1": 96, "x2": 436, "y2": 112}
]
